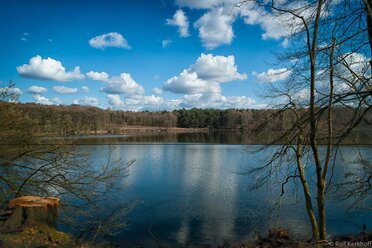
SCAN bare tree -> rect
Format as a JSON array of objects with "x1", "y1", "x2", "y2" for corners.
[
  {"x1": 0, "y1": 81, "x2": 135, "y2": 243},
  {"x1": 238, "y1": 0, "x2": 371, "y2": 242}
]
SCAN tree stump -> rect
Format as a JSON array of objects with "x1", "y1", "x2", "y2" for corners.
[{"x1": 0, "y1": 196, "x2": 60, "y2": 232}]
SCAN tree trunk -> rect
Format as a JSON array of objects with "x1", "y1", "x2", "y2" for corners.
[
  {"x1": 309, "y1": 0, "x2": 327, "y2": 241},
  {"x1": 296, "y1": 136, "x2": 320, "y2": 240},
  {"x1": 363, "y1": 0, "x2": 372, "y2": 68}
]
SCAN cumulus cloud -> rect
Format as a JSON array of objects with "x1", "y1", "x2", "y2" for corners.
[
  {"x1": 176, "y1": 0, "x2": 309, "y2": 47},
  {"x1": 52, "y1": 97, "x2": 63, "y2": 105},
  {"x1": 317, "y1": 52, "x2": 371, "y2": 95},
  {"x1": 107, "y1": 94, "x2": 169, "y2": 111},
  {"x1": 33, "y1": 95, "x2": 51, "y2": 105},
  {"x1": 17, "y1": 55, "x2": 84, "y2": 82},
  {"x1": 253, "y1": 68, "x2": 292, "y2": 83},
  {"x1": 0, "y1": 87, "x2": 22, "y2": 102},
  {"x1": 27, "y1": 85, "x2": 47, "y2": 94},
  {"x1": 162, "y1": 39, "x2": 172, "y2": 48},
  {"x1": 107, "y1": 94, "x2": 123, "y2": 106},
  {"x1": 53, "y1": 86, "x2": 78, "y2": 94},
  {"x1": 338, "y1": 52, "x2": 370, "y2": 76},
  {"x1": 100, "y1": 73, "x2": 144, "y2": 95},
  {"x1": 152, "y1": 87, "x2": 162, "y2": 95},
  {"x1": 181, "y1": 93, "x2": 257, "y2": 109},
  {"x1": 191, "y1": 53, "x2": 247, "y2": 82},
  {"x1": 10, "y1": 88, "x2": 22, "y2": 99},
  {"x1": 81, "y1": 86, "x2": 90, "y2": 93},
  {"x1": 73, "y1": 97, "x2": 99, "y2": 106},
  {"x1": 176, "y1": 0, "x2": 230, "y2": 9},
  {"x1": 238, "y1": 1, "x2": 317, "y2": 41},
  {"x1": 89, "y1": 32, "x2": 131, "y2": 49},
  {"x1": 240, "y1": 8, "x2": 286, "y2": 40},
  {"x1": 86, "y1": 71, "x2": 109, "y2": 82},
  {"x1": 107, "y1": 92, "x2": 260, "y2": 111},
  {"x1": 194, "y1": 7, "x2": 235, "y2": 49},
  {"x1": 33, "y1": 94, "x2": 62, "y2": 105},
  {"x1": 163, "y1": 53, "x2": 246, "y2": 94},
  {"x1": 164, "y1": 70, "x2": 221, "y2": 94},
  {"x1": 166, "y1": 9, "x2": 190, "y2": 37},
  {"x1": 11, "y1": 88, "x2": 23, "y2": 95}
]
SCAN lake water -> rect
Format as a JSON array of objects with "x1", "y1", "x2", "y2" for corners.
[{"x1": 69, "y1": 134, "x2": 372, "y2": 247}]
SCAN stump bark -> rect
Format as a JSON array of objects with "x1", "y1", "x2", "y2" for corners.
[{"x1": 0, "y1": 196, "x2": 60, "y2": 232}]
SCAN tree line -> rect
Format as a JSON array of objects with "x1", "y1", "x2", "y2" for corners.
[{"x1": 1, "y1": 102, "x2": 370, "y2": 140}]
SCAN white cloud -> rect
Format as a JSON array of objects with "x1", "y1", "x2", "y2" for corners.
[
  {"x1": 107, "y1": 92, "x2": 260, "y2": 111},
  {"x1": 251, "y1": 14, "x2": 290, "y2": 40},
  {"x1": 0, "y1": 87, "x2": 22, "y2": 102},
  {"x1": 152, "y1": 87, "x2": 162, "y2": 95},
  {"x1": 191, "y1": 53, "x2": 247, "y2": 82},
  {"x1": 162, "y1": 39, "x2": 172, "y2": 48},
  {"x1": 86, "y1": 71, "x2": 109, "y2": 82},
  {"x1": 317, "y1": 52, "x2": 371, "y2": 95},
  {"x1": 128, "y1": 95, "x2": 165, "y2": 108},
  {"x1": 253, "y1": 68, "x2": 292, "y2": 83},
  {"x1": 238, "y1": 1, "x2": 316, "y2": 41},
  {"x1": 339, "y1": 52, "x2": 369, "y2": 75},
  {"x1": 107, "y1": 94, "x2": 123, "y2": 106},
  {"x1": 194, "y1": 7, "x2": 235, "y2": 49},
  {"x1": 180, "y1": 93, "x2": 257, "y2": 109},
  {"x1": 73, "y1": 97, "x2": 99, "y2": 106},
  {"x1": 9, "y1": 88, "x2": 23, "y2": 97},
  {"x1": 33, "y1": 94, "x2": 62, "y2": 105},
  {"x1": 52, "y1": 97, "x2": 63, "y2": 105},
  {"x1": 21, "y1": 37, "x2": 27, "y2": 42},
  {"x1": 163, "y1": 53, "x2": 246, "y2": 94},
  {"x1": 166, "y1": 9, "x2": 190, "y2": 37},
  {"x1": 177, "y1": 0, "x2": 310, "y2": 48},
  {"x1": 107, "y1": 94, "x2": 169, "y2": 111},
  {"x1": 176, "y1": 0, "x2": 231, "y2": 9},
  {"x1": 17, "y1": 55, "x2": 84, "y2": 82},
  {"x1": 164, "y1": 69, "x2": 221, "y2": 94},
  {"x1": 293, "y1": 88, "x2": 310, "y2": 103},
  {"x1": 33, "y1": 95, "x2": 53, "y2": 105},
  {"x1": 236, "y1": 2, "x2": 262, "y2": 25},
  {"x1": 100, "y1": 73, "x2": 144, "y2": 95},
  {"x1": 53, "y1": 86, "x2": 78, "y2": 94},
  {"x1": 27, "y1": 85, "x2": 47, "y2": 94},
  {"x1": 81, "y1": 86, "x2": 90, "y2": 93},
  {"x1": 89, "y1": 32, "x2": 131, "y2": 49}
]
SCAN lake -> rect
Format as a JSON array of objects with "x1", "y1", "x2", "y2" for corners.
[{"x1": 66, "y1": 133, "x2": 372, "y2": 247}]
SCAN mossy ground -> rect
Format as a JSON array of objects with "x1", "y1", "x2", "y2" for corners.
[{"x1": 0, "y1": 224, "x2": 75, "y2": 248}]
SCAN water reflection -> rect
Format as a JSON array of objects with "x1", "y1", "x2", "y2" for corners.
[
  {"x1": 41, "y1": 130, "x2": 372, "y2": 145},
  {"x1": 78, "y1": 144, "x2": 371, "y2": 247},
  {"x1": 177, "y1": 146, "x2": 238, "y2": 245}
]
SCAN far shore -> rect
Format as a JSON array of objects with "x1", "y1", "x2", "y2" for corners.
[{"x1": 36, "y1": 125, "x2": 211, "y2": 136}]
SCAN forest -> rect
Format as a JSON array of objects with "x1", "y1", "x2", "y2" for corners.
[{"x1": 1, "y1": 102, "x2": 370, "y2": 144}]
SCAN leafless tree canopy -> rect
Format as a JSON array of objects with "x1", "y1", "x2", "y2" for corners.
[
  {"x1": 0, "y1": 81, "x2": 135, "y2": 243},
  {"x1": 238, "y1": 0, "x2": 371, "y2": 242}
]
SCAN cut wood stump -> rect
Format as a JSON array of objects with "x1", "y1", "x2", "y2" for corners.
[{"x1": 0, "y1": 196, "x2": 60, "y2": 232}]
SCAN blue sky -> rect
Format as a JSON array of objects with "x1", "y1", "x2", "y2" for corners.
[{"x1": 0, "y1": 0, "x2": 292, "y2": 110}]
